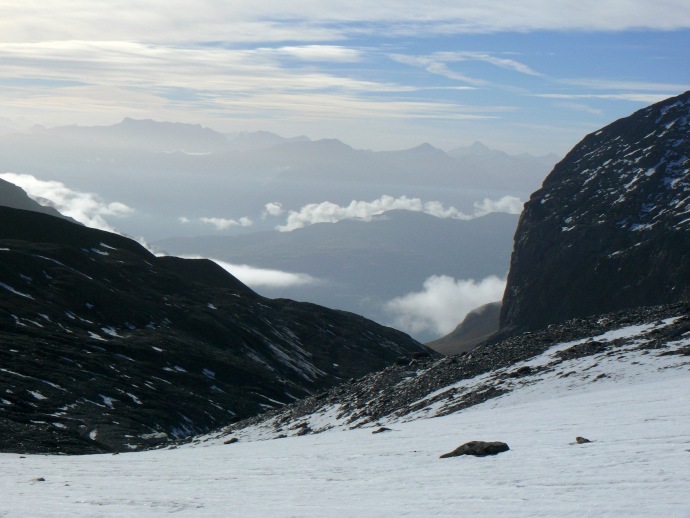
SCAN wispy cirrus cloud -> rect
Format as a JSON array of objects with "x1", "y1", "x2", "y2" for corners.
[
  {"x1": 256, "y1": 45, "x2": 363, "y2": 62},
  {"x1": 392, "y1": 51, "x2": 542, "y2": 86},
  {"x1": 3, "y1": 1, "x2": 690, "y2": 44},
  {"x1": 1, "y1": 1, "x2": 688, "y2": 155},
  {"x1": 539, "y1": 93, "x2": 679, "y2": 103}
]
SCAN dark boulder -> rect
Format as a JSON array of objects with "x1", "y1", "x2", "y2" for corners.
[{"x1": 440, "y1": 441, "x2": 510, "y2": 458}]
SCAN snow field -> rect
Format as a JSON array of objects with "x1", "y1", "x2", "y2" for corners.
[{"x1": 1, "y1": 371, "x2": 688, "y2": 517}]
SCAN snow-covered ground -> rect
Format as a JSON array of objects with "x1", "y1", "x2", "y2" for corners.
[{"x1": 1, "y1": 360, "x2": 688, "y2": 516}]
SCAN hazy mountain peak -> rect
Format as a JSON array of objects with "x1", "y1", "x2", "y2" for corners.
[
  {"x1": 448, "y1": 141, "x2": 503, "y2": 158},
  {"x1": 228, "y1": 130, "x2": 311, "y2": 152}
]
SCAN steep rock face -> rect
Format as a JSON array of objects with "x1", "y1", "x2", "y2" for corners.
[
  {"x1": 501, "y1": 91, "x2": 690, "y2": 332},
  {"x1": 0, "y1": 207, "x2": 428, "y2": 453}
]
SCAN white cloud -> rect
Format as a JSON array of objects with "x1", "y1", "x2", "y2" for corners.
[
  {"x1": 0, "y1": 172, "x2": 134, "y2": 232},
  {"x1": 180, "y1": 255, "x2": 319, "y2": 288},
  {"x1": 277, "y1": 194, "x2": 523, "y2": 231},
  {"x1": 472, "y1": 196, "x2": 524, "y2": 217},
  {"x1": 178, "y1": 216, "x2": 191, "y2": 224},
  {"x1": 384, "y1": 275, "x2": 506, "y2": 337},
  {"x1": 262, "y1": 202, "x2": 284, "y2": 219},
  {"x1": 200, "y1": 216, "x2": 253, "y2": 230}
]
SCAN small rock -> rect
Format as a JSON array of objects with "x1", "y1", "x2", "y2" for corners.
[
  {"x1": 440, "y1": 441, "x2": 510, "y2": 458},
  {"x1": 372, "y1": 427, "x2": 392, "y2": 434},
  {"x1": 33, "y1": 477, "x2": 46, "y2": 482},
  {"x1": 576, "y1": 436, "x2": 592, "y2": 444},
  {"x1": 223, "y1": 438, "x2": 239, "y2": 445}
]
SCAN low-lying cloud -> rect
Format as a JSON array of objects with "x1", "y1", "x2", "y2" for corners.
[
  {"x1": 200, "y1": 216, "x2": 253, "y2": 230},
  {"x1": 0, "y1": 172, "x2": 134, "y2": 233},
  {"x1": 262, "y1": 202, "x2": 284, "y2": 219},
  {"x1": 179, "y1": 255, "x2": 319, "y2": 289},
  {"x1": 275, "y1": 194, "x2": 523, "y2": 231},
  {"x1": 384, "y1": 274, "x2": 506, "y2": 337}
]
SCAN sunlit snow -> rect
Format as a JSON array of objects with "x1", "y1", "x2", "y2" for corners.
[{"x1": 1, "y1": 347, "x2": 688, "y2": 516}]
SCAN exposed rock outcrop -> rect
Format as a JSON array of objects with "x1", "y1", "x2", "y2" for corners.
[{"x1": 501, "y1": 91, "x2": 690, "y2": 333}]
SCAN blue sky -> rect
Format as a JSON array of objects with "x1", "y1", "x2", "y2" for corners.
[{"x1": 2, "y1": 1, "x2": 690, "y2": 154}]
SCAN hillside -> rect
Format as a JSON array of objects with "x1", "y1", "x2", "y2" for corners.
[
  {"x1": 212, "y1": 302, "x2": 689, "y2": 437},
  {"x1": 0, "y1": 206, "x2": 428, "y2": 453}
]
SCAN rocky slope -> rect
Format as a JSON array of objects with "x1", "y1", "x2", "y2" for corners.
[
  {"x1": 501, "y1": 91, "x2": 690, "y2": 333},
  {"x1": 211, "y1": 301, "x2": 688, "y2": 441},
  {"x1": 0, "y1": 206, "x2": 429, "y2": 454}
]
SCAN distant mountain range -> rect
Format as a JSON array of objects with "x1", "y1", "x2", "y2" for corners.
[{"x1": 0, "y1": 119, "x2": 558, "y2": 240}]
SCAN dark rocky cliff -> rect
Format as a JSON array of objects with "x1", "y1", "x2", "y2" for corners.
[
  {"x1": 501, "y1": 91, "x2": 690, "y2": 333},
  {"x1": 0, "y1": 206, "x2": 428, "y2": 453}
]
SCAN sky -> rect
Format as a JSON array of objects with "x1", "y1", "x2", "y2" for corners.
[{"x1": 2, "y1": 1, "x2": 690, "y2": 155}]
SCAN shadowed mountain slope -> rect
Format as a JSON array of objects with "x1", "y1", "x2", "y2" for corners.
[{"x1": 0, "y1": 206, "x2": 429, "y2": 454}]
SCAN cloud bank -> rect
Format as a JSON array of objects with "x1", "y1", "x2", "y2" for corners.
[
  {"x1": 384, "y1": 275, "x2": 506, "y2": 337},
  {"x1": 200, "y1": 216, "x2": 253, "y2": 230},
  {"x1": 180, "y1": 255, "x2": 319, "y2": 289},
  {"x1": 275, "y1": 194, "x2": 523, "y2": 231},
  {"x1": 0, "y1": 172, "x2": 134, "y2": 233}
]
